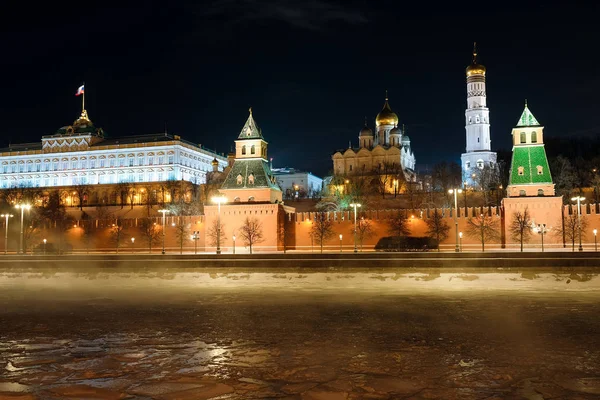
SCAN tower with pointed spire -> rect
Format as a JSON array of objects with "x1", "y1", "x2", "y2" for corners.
[
  {"x1": 506, "y1": 102, "x2": 554, "y2": 197},
  {"x1": 219, "y1": 108, "x2": 282, "y2": 203},
  {"x1": 461, "y1": 43, "x2": 497, "y2": 187}
]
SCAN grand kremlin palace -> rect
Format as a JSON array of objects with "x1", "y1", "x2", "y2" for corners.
[{"x1": 0, "y1": 109, "x2": 227, "y2": 205}]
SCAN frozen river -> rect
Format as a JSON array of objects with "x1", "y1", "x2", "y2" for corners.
[{"x1": 1, "y1": 267, "x2": 600, "y2": 399}]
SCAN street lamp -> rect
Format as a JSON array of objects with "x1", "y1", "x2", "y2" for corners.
[
  {"x1": 535, "y1": 224, "x2": 546, "y2": 252},
  {"x1": 571, "y1": 196, "x2": 585, "y2": 252},
  {"x1": 393, "y1": 179, "x2": 398, "y2": 198},
  {"x1": 131, "y1": 237, "x2": 135, "y2": 252},
  {"x1": 339, "y1": 234, "x2": 343, "y2": 253},
  {"x1": 349, "y1": 203, "x2": 361, "y2": 253},
  {"x1": 211, "y1": 196, "x2": 227, "y2": 255},
  {"x1": 15, "y1": 204, "x2": 31, "y2": 255},
  {"x1": 233, "y1": 235, "x2": 236, "y2": 254},
  {"x1": 158, "y1": 209, "x2": 170, "y2": 254},
  {"x1": 594, "y1": 229, "x2": 598, "y2": 252},
  {"x1": 294, "y1": 185, "x2": 299, "y2": 200},
  {"x1": 1, "y1": 213, "x2": 13, "y2": 255},
  {"x1": 459, "y1": 231, "x2": 463, "y2": 252},
  {"x1": 448, "y1": 188, "x2": 463, "y2": 252},
  {"x1": 43, "y1": 238, "x2": 47, "y2": 255},
  {"x1": 191, "y1": 231, "x2": 199, "y2": 254}
]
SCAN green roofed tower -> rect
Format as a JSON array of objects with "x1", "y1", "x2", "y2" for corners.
[
  {"x1": 507, "y1": 102, "x2": 555, "y2": 197},
  {"x1": 219, "y1": 108, "x2": 282, "y2": 203}
]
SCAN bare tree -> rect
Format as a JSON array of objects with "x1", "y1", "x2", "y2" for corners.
[
  {"x1": 509, "y1": 208, "x2": 532, "y2": 252},
  {"x1": 174, "y1": 218, "x2": 189, "y2": 254},
  {"x1": 139, "y1": 217, "x2": 161, "y2": 253},
  {"x1": 466, "y1": 213, "x2": 500, "y2": 252},
  {"x1": 310, "y1": 213, "x2": 335, "y2": 253},
  {"x1": 555, "y1": 213, "x2": 589, "y2": 252},
  {"x1": 353, "y1": 217, "x2": 375, "y2": 251},
  {"x1": 115, "y1": 182, "x2": 131, "y2": 209},
  {"x1": 239, "y1": 217, "x2": 265, "y2": 254},
  {"x1": 109, "y1": 218, "x2": 125, "y2": 253},
  {"x1": 425, "y1": 209, "x2": 450, "y2": 252},
  {"x1": 551, "y1": 155, "x2": 577, "y2": 203},
  {"x1": 72, "y1": 183, "x2": 91, "y2": 210},
  {"x1": 206, "y1": 219, "x2": 227, "y2": 248}
]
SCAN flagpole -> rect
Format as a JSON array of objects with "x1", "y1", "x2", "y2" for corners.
[{"x1": 82, "y1": 82, "x2": 85, "y2": 111}]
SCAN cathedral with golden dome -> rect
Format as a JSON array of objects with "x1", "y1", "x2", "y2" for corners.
[{"x1": 331, "y1": 94, "x2": 416, "y2": 187}]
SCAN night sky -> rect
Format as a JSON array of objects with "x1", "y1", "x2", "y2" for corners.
[{"x1": 1, "y1": 1, "x2": 598, "y2": 177}]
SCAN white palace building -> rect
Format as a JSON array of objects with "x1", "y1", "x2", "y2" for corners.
[{"x1": 0, "y1": 108, "x2": 227, "y2": 191}]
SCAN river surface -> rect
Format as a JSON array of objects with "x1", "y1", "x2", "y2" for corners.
[{"x1": 1, "y1": 268, "x2": 600, "y2": 399}]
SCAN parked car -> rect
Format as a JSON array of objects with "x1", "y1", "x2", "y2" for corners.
[
  {"x1": 375, "y1": 236, "x2": 438, "y2": 252},
  {"x1": 32, "y1": 242, "x2": 73, "y2": 255}
]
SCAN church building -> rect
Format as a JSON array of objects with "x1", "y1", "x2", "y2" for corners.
[{"x1": 332, "y1": 94, "x2": 416, "y2": 185}]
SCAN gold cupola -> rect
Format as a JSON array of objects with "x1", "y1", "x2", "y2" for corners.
[
  {"x1": 466, "y1": 42, "x2": 486, "y2": 77},
  {"x1": 375, "y1": 92, "x2": 399, "y2": 126}
]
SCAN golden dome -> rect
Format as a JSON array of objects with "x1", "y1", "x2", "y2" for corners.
[
  {"x1": 375, "y1": 97, "x2": 398, "y2": 126},
  {"x1": 466, "y1": 63, "x2": 486, "y2": 77},
  {"x1": 466, "y1": 42, "x2": 486, "y2": 76}
]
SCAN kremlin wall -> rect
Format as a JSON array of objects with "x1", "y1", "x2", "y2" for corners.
[{"x1": 3, "y1": 203, "x2": 599, "y2": 254}]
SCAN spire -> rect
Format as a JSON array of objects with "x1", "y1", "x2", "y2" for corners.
[
  {"x1": 516, "y1": 102, "x2": 541, "y2": 127},
  {"x1": 385, "y1": 89, "x2": 388, "y2": 101},
  {"x1": 472, "y1": 42, "x2": 477, "y2": 64},
  {"x1": 238, "y1": 107, "x2": 263, "y2": 139}
]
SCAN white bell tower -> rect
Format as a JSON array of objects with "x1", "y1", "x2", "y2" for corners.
[{"x1": 461, "y1": 43, "x2": 497, "y2": 187}]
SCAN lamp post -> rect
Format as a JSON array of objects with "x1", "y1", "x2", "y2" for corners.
[
  {"x1": 294, "y1": 185, "x2": 299, "y2": 201},
  {"x1": 131, "y1": 237, "x2": 135, "y2": 253},
  {"x1": 15, "y1": 204, "x2": 31, "y2": 255},
  {"x1": 191, "y1": 231, "x2": 199, "y2": 254},
  {"x1": 1, "y1": 213, "x2": 13, "y2": 255},
  {"x1": 459, "y1": 231, "x2": 463, "y2": 252},
  {"x1": 158, "y1": 209, "x2": 170, "y2": 254},
  {"x1": 211, "y1": 196, "x2": 227, "y2": 255},
  {"x1": 448, "y1": 188, "x2": 463, "y2": 252},
  {"x1": 339, "y1": 234, "x2": 343, "y2": 253},
  {"x1": 393, "y1": 179, "x2": 398, "y2": 198},
  {"x1": 594, "y1": 229, "x2": 597, "y2": 252},
  {"x1": 349, "y1": 203, "x2": 361, "y2": 253},
  {"x1": 233, "y1": 235, "x2": 236, "y2": 254},
  {"x1": 43, "y1": 238, "x2": 47, "y2": 255},
  {"x1": 536, "y1": 224, "x2": 546, "y2": 252},
  {"x1": 571, "y1": 196, "x2": 585, "y2": 252}
]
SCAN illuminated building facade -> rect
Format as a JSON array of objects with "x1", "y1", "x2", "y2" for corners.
[
  {"x1": 332, "y1": 94, "x2": 416, "y2": 184},
  {"x1": 461, "y1": 44, "x2": 497, "y2": 186},
  {"x1": 0, "y1": 109, "x2": 227, "y2": 191}
]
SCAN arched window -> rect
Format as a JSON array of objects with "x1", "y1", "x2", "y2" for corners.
[
  {"x1": 236, "y1": 174, "x2": 243, "y2": 185},
  {"x1": 537, "y1": 165, "x2": 543, "y2": 175},
  {"x1": 520, "y1": 132, "x2": 526, "y2": 143},
  {"x1": 465, "y1": 161, "x2": 471, "y2": 169},
  {"x1": 242, "y1": 146, "x2": 247, "y2": 155},
  {"x1": 519, "y1": 190, "x2": 526, "y2": 196},
  {"x1": 248, "y1": 174, "x2": 255, "y2": 185},
  {"x1": 476, "y1": 160, "x2": 484, "y2": 169},
  {"x1": 248, "y1": 196, "x2": 255, "y2": 202},
  {"x1": 531, "y1": 131, "x2": 537, "y2": 143},
  {"x1": 234, "y1": 197, "x2": 241, "y2": 202},
  {"x1": 518, "y1": 166, "x2": 525, "y2": 176},
  {"x1": 251, "y1": 145, "x2": 255, "y2": 155},
  {"x1": 538, "y1": 189, "x2": 544, "y2": 196}
]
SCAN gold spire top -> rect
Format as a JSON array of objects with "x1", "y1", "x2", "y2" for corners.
[
  {"x1": 466, "y1": 42, "x2": 486, "y2": 77},
  {"x1": 73, "y1": 109, "x2": 92, "y2": 127},
  {"x1": 525, "y1": 99, "x2": 528, "y2": 107},
  {"x1": 249, "y1": 107, "x2": 253, "y2": 115},
  {"x1": 375, "y1": 92, "x2": 398, "y2": 126}
]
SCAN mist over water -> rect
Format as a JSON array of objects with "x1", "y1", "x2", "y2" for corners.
[{"x1": 1, "y1": 266, "x2": 600, "y2": 399}]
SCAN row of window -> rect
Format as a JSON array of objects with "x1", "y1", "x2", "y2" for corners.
[
  {"x1": 517, "y1": 165, "x2": 544, "y2": 176},
  {"x1": 520, "y1": 132, "x2": 538, "y2": 143},
  {"x1": 0, "y1": 171, "x2": 181, "y2": 188}
]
